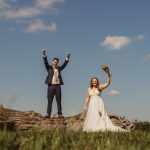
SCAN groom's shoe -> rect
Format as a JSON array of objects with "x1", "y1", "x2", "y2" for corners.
[
  {"x1": 44, "y1": 115, "x2": 51, "y2": 118},
  {"x1": 58, "y1": 114, "x2": 64, "y2": 118}
]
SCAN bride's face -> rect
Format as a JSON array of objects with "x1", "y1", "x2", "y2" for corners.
[{"x1": 92, "y1": 79, "x2": 98, "y2": 87}]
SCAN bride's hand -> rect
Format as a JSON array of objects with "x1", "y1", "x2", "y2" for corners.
[
  {"x1": 102, "y1": 64, "x2": 111, "y2": 74},
  {"x1": 102, "y1": 64, "x2": 109, "y2": 72},
  {"x1": 105, "y1": 68, "x2": 110, "y2": 74},
  {"x1": 83, "y1": 106, "x2": 87, "y2": 112}
]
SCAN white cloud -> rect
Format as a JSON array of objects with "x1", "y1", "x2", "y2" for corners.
[
  {"x1": 0, "y1": 0, "x2": 64, "y2": 32},
  {"x1": 26, "y1": 19, "x2": 57, "y2": 32},
  {"x1": 136, "y1": 34, "x2": 144, "y2": 41},
  {"x1": 143, "y1": 54, "x2": 150, "y2": 61},
  {"x1": 108, "y1": 90, "x2": 120, "y2": 96},
  {"x1": 0, "y1": 0, "x2": 10, "y2": 10},
  {"x1": 36, "y1": 0, "x2": 64, "y2": 9},
  {"x1": 101, "y1": 36, "x2": 131, "y2": 50},
  {"x1": 101, "y1": 35, "x2": 144, "y2": 51},
  {"x1": 2, "y1": 7, "x2": 41, "y2": 19},
  {"x1": 0, "y1": 0, "x2": 64, "y2": 19}
]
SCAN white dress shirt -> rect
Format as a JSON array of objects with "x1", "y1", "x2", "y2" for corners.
[
  {"x1": 51, "y1": 67, "x2": 60, "y2": 84},
  {"x1": 51, "y1": 58, "x2": 69, "y2": 84}
]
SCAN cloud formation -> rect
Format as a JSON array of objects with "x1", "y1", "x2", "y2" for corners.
[
  {"x1": 2, "y1": 7, "x2": 41, "y2": 19},
  {"x1": 0, "y1": 0, "x2": 64, "y2": 32},
  {"x1": 26, "y1": 19, "x2": 57, "y2": 32},
  {"x1": 101, "y1": 35, "x2": 144, "y2": 51},
  {"x1": 36, "y1": 0, "x2": 64, "y2": 9},
  {"x1": 135, "y1": 35, "x2": 144, "y2": 41},
  {"x1": 101, "y1": 36, "x2": 131, "y2": 50},
  {"x1": 0, "y1": 0, "x2": 9, "y2": 10},
  {"x1": 108, "y1": 90, "x2": 120, "y2": 96},
  {"x1": 0, "y1": 0, "x2": 64, "y2": 19},
  {"x1": 143, "y1": 54, "x2": 150, "y2": 61}
]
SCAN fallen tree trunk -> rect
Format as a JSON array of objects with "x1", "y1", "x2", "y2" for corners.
[{"x1": 0, "y1": 104, "x2": 134, "y2": 131}]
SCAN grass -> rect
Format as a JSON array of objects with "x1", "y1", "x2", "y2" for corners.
[{"x1": 0, "y1": 128, "x2": 150, "y2": 150}]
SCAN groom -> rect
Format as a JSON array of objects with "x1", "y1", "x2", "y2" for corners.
[{"x1": 42, "y1": 49, "x2": 70, "y2": 118}]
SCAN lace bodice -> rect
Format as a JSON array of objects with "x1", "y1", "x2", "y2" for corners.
[{"x1": 89, "y1": 88, "x2": 101, "y2": 96}]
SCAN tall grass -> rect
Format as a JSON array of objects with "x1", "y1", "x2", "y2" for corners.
[{"x1": 0, "y1": 128, "x2": 150, "y2": 150}]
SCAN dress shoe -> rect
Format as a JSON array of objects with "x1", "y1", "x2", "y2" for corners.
[
  {"x1": 44, "y1": 115, "x2": 50, "y2": 118},
  {"x1": 58, "y1": 114, "x2": 64, "y2": 118}
]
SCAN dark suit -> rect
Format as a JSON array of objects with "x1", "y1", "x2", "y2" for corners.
[{"x1": 43, "y1": 57, "x2": 69, "y2": 115}]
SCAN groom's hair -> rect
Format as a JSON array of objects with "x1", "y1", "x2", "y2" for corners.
[
  {"x1": 90, "y1": 77, "x2": 99, "y2": 89},
  {"x1": 53, "y1": 57, "x2": 59, "y2": 61}
]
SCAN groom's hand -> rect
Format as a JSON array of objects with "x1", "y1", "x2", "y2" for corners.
[
  {"x1": 66, "y1": 52, "x2": 71, "y2": 61},
  {"x1": 42, "y1": 48, "x2": 46, "y2": 57}
]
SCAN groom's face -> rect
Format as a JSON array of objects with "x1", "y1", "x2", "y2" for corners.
[{"x1": 53, "y1": 60, "x2": 59, "y2": 67}]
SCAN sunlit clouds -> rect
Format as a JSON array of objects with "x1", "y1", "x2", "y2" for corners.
[
  {"x1": 101, "y1": 35, "x2": 144, "y2": 51},
  {"x1": 26, "y1": 19, "x2": 57, "y2": 32},
  {"x1": 108, "y1": 90, "x2": 121, "y2": 96},
  {"x1": 143, "y1": 54, "x2": 150, "y2": 61},
  {"x1": 0, "y1": 0, "x2": 64, "y2": 32}
]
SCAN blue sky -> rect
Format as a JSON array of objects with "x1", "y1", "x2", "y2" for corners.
[{"x1": 0, "y1": 0, "x2": 150, "y2": 121}]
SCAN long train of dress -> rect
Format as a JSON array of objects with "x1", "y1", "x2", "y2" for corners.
[{"x1": 83, "y1": 89, "x2": 127, "y2": 132}]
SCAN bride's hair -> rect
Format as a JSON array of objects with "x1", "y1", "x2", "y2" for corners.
[{"x1": 90, "y1": 77, "x2": 99, "y2": 89}]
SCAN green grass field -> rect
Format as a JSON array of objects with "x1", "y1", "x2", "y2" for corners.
[{"x1": 0, "y1": 126, "x2": 150, "y2": 150}]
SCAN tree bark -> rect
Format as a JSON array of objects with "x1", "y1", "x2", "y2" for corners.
[{"x1": 0, "y1": 104, "x2": 134, "y2": 131}]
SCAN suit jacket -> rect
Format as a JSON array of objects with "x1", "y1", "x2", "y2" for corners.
[{"x1": 43, "y1": 57, "x2": 69, "y2": 85}]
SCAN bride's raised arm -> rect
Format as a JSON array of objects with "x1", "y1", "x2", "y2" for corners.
[{"x1": 99, "y1": 65, "x2": 112, "y2": 91}]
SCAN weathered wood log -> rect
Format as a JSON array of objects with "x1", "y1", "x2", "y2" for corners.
[{"x1": 0, "y1": 104, "x2": 134, "y2": 131}]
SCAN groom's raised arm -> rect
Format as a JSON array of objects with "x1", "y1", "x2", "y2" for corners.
[
  {"x1": 42, "y1": 49, "x2": 50, "y2": 72},
  {"x1": 59, "y1": 53, "x2": 70, "y2": 71}
]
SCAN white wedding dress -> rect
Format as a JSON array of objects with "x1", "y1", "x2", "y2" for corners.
[{"x1": 83, "y1": 88, "x2": 126, "y2": 132}]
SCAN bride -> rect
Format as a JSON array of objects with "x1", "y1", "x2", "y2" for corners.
[{"x1": 83, "y1": 64, "x2": 126, "y2": 132}]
